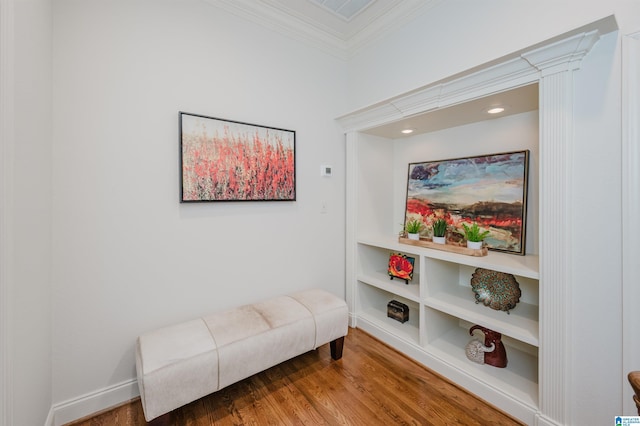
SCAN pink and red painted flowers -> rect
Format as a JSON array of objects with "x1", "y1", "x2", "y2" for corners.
[
  {"x1": 181, "y1": 114, "x2": 295, "y2": 201},
  {"x1": 388, "y1": 253, "x2": 415, "y2": 281}
]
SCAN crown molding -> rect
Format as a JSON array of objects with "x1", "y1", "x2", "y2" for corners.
[
  {"x1": 205, "y1": 0, "x2": 442, "y2": 60},
  {"x1": 521, "y1": 29, "x2": 602, "y2": 76},
  {"x1": 336, "y1": 15, "x2": 617, "y2": 133},
  {"x1": 207, "y1": 0, "x2": 349, "y2": 60},
  {"x1": 346, "y1": 0, "x2": 443, "y2": 55}
]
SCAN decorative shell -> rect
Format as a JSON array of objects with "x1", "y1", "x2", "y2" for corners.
[{"x1": 470, "y1": 268, "x2": 521, "y2": 313}]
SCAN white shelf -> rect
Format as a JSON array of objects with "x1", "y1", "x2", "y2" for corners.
[
  {"x1": 358, "y1": 307, "x2": 420, "y2": 345},
  {"x1": 357, "y1": 282, "x2": 420, "y2": 345},
  {"x1": 425, "y1": 325, "x2": 538, "y2": 407},
  {"x1": 357, "y1": 269, "x2": 420, "y2": 303},
  {"x1": 424, "y1": 284, "x2": 539, "y2": 346},
  {"x1": 356, "y1": 232, "x2": 540, "y2": 421},
  {"x1": 359, "y1": 234, "x2": 539, "y2": 279}
]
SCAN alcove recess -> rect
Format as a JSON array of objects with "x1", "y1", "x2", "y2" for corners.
[{"x1": 337, "y1": 16, "x2": 617, "y2": 426}]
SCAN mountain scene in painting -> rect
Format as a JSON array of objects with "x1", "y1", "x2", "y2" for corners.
[{"x1": 404, "y1": 151, "x2": 529, "y2": 254}]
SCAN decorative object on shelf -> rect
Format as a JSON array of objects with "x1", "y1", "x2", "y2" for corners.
[
  {"x1": 465, "y1": 338, "x2": 495, "y2": 364},
  {"x1": 465, "y1": 325, "x2": 507, "y2": 368},
  {"x1": 179, "y1": 112, "x2": 296, "y2": 202},
  {"x1": 432, "y1": 218, "x2": 447, "y2": 244},
  {"x1": 387, "y1": 252, "x2": 415, "y2": 284},
  {"x1": 462, "y1": 222, "x2": 490, "y2": 249},
  {"x1": 404, "y1": 218, "x2": 424, "y2": 240},
  {"x1": 470, "y1": 268, "x2": 521, "y2": 314},
  {"x1": 398, "y1": 236, "x2": 488, "y2": 256},
  {"x1": 404, "y1": 150, "x2": 529, "y2": 255},
  {"x1": 467, "y1": 240, "x2": 483, "y2": 250},
  {"x1": 387, "y1": 300, "x2": 409, "y2": 323}
]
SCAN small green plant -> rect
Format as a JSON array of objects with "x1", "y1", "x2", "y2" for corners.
[
  {"x1": 432, "y1": 218, "x2": 448, "y2": 238},
  {"x1": 405, "y1": 219, "x2": 424, "y2": 234},
  {"x1": 462, "y1": 222, "x2": 490, "y2": 242}
]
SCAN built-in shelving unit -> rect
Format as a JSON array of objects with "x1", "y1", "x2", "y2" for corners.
[
  {"x1": 349, "y1": 106, "x2": 542, "y2": 418},
  {"x1": 356, "y1": 236, "x2": 540, "y2": 407},
  {"x1": 339, "y1": 17, "x2": 616, "y2": 426}
]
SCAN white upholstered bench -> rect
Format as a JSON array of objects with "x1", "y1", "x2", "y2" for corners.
[{"x1": 135, "y1": 288, "x2": 349, "y2": 423}]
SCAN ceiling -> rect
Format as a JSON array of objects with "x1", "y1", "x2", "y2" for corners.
[
  {"x1": 211, "y1": 0, "x2": 441, "y2": 58},
  {"x1": 263, "y1": 0, "x2": 420, "y2": 40},
  {"x1": 306, "y1": 0, "x2": 377, "y2": 21}
]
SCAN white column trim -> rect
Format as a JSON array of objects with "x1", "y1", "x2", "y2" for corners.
[
  {"x1": 622, "y1": 29, "x2": 640, "y2": 416},
  {"x1": 0, "y1": 0, "x2": 15, "y2": 425},
  {"x1": 344, "y1": 132, "x2": 358, "y2": 328},
  {"x1": 536, "y1": 70, "x2": 574, "y2": 426}
]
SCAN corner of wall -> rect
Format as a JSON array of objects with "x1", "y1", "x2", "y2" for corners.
[{"x1": 0, "y1": 0, "x2": 16, "y2": 424}]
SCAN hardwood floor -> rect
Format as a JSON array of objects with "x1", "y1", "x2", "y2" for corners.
[{"x1": 66, "y1": 328, "x2": 523, "y2": 425}]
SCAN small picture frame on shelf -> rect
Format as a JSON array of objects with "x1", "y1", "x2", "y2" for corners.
[{"x1": 388, "y1": 252, "x2": 415, "y2": 284}]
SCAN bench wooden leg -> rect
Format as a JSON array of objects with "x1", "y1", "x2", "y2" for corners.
[
  {"x1": 148, "y1": 411, "x2": 174, "y2": 426},
  {"x1": 330, "y1": 336, "x2": 344, "y2": 360}
]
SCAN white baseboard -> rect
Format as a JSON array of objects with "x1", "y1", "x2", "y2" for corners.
[
  {"x1": 48, "y1": 379, "x2": 139, "y2": 426},
  {"x1": 44, "y1": 407, "x2": 54, "y2": 426},
  {"x1": 535, "y1": 413, "x2": 562, "y2": 426}
]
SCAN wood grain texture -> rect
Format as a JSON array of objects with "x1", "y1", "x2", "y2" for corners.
[
  {"x1": 398, "y1": 237, "x2": 488, "y2": 257},
  {"x1": 65, "y1": 328, "x2": 523, "y2": 426}
]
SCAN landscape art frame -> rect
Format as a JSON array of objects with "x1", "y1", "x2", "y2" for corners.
[
  {"x1": 404, "y1": 150, "x2": 529, "y2": 255},
  {"x1": 180, "y1": 112, "x2": 296, "y2": 202}
]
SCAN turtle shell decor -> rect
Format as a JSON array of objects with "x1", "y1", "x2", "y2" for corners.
[{"x1": 470, "y1": 268, "x2": 521, "y2": 314}]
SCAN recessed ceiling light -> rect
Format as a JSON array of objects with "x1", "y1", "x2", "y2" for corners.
[
  {"x1": 401, "y1": 128, "x2": 414, "y2": 134},
  {"x1": 487, "y1": 107, "x2": 505, "y2": 114}
]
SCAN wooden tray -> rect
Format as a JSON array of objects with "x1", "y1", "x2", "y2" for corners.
[{"x1": 398, "y1": 237, "x2": 488, "y2": 257}]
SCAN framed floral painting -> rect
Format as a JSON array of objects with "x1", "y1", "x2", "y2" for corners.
[
  {"x1": 180, "y1": 112, "x2": 296, "y2": 202},
  {"x1": 388, "y1": 253, "x2": 415, "y2": 284}
]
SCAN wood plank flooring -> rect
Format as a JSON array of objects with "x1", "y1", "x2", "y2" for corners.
[{"x1": 66, "y1": 328, "x2": 523, "y2": 425}]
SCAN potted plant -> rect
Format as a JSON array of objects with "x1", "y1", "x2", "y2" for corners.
[
  {"x1": 462, "y1": 222, "x2": 490, "y2": 249},
  {"x1": 405, "y1": 219, "x2": 423, "y2": 240},
  {"x1": 432, "y1": 218, "x2": 448, "y2": 244}
]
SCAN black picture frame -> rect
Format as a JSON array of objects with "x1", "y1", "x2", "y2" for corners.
[
  {"x1": 180, "y1": 112, "x2": 296, "y2": 202},
  {"x1": 404, "y1": 150, "x2": 529, "y2": 255}
]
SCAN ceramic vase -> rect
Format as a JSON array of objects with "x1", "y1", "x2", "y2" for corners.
[{"x1": 467, "y1": 240, "x2": 483, "y2": 249}]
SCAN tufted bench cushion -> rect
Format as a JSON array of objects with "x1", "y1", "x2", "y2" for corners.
[{"x1": 135, "y1": 289, "x2": 348, "y2": 422}]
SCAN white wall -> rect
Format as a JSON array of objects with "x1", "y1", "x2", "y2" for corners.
[
  {"x1": 346, "y1": 0, "x2": 638, "y2": 112},
  {"x1": 11, "y1": 0, "x2": 53, "y2": 425},
  {"x1": 50, "y1": 0, "x2": 347, "y2": 421},
  {"x1": 5, "y1": 0, "x2": 638, "y2": 424},
  {"x1": 346, "y1": 1, "x2": 638, "y2": 424},
  {"x1": 570, "y1": 31, "x2": 623, "y2": 420}
]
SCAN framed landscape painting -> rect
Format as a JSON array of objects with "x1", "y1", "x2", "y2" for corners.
[
  {"x1": 180, "y1": 112, "x2": 296, "y2": 202},
  {"x1": 404, "y1": 150, "x2": 529, "y2": 255}
]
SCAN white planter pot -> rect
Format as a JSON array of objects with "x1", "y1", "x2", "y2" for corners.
[
  {"x1": 407, "y1": 233, "x2": 420, "y2": 240},
  {"x1": 433, "y1": 236, "x2": 446, "y2": 244},
  {"x1": 467, "y1": 240, "x2": 483, "y2": 249}
]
